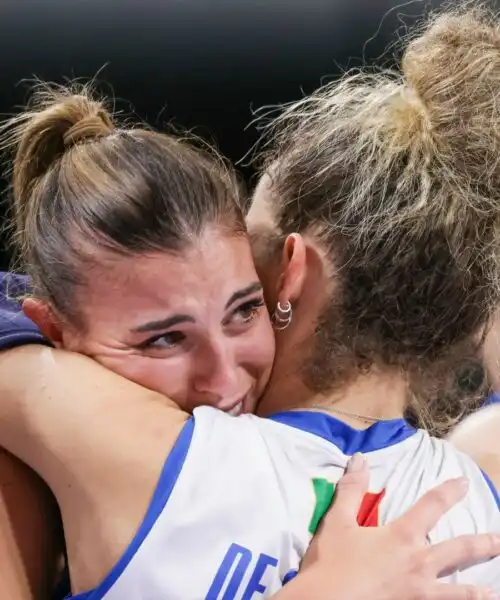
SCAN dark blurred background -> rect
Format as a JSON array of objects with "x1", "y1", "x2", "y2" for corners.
[{"x1": 0, "y1": 0, "x2": 495, "y2": 267}]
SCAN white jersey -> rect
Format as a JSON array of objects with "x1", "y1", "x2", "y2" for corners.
[{"x1": 70, "y1": 407, "x2": 500, "y2": 600}]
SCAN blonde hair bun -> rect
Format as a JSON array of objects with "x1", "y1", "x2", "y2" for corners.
[{"x1": 400, "y1": 7, "x2": 500, "y2": 160}]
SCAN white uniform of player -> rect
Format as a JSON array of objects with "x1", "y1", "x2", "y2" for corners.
[{"x1": 68, "y1": 407, "x2": 500, "y2": 600}]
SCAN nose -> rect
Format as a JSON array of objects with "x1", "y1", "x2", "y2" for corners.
[{"x1": 192, "y1": 340, "x2": 244, "y2": 406}]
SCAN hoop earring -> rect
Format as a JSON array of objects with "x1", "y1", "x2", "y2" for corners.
[{"x1": 272, "y1": 301, "x2": 292, "y2": 330}]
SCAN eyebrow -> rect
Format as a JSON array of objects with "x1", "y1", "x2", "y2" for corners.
[
  {"x1": 225, "y1": 282, "x2": 263, "y2": 309},
  {"x1": 130, "y1": 282, "x2": 263, "y2": 334},
  {"x1": 131, "y1": 314, "x2": 195, "y2": 334}
]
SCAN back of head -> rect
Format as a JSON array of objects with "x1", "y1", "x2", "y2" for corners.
[
  {"x1": 256, "y1": 3, "x2": 500, "y2": 432},
  {"x1": 2, "y1": 82, "x2": 244, "y2": 327}
]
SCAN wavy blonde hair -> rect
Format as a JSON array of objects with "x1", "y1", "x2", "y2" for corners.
[{"x1": 255, "y1": 4, "x2": 500, "y2": 433}]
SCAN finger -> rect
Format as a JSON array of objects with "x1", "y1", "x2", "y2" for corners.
[
  {"x1": 302, "y1": 454, "x2": 369, "y2": 570},
  {"x1": 392, "y1": 478, "x2": 469, "y2": 543},
  {"x1": 324, "y1": 453, "x2": 369, "y2": 525},
  {"x1": 428, "y1": 532, "x2": 500, "y2": 578},
  {"x1": 427, "y1": 582, "x2": 499, "y2": 599}
]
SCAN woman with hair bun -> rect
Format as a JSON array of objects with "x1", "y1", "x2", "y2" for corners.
[{"x1": 0, "y1": 4, "x2": 499, "y2": 599}]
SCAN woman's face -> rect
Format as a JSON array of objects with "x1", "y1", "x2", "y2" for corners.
[{"x1": 62, "y1": 227, "x2": 275, "y2": 415}]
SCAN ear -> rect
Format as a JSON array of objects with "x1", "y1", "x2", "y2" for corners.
[
  {"x1": 22, "y1": 298, "x2": 64, "y2": 344},
  {"x1": 277, "y1": 234, "x2": 307, "y2": 305}
]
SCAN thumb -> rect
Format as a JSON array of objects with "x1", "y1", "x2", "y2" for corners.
[{"x1": 325, "y1": 453, "x2": 369, "y2": 526}]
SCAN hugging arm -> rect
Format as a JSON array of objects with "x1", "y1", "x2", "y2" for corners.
[
  {"x1": 0, "y1": 448, "x2": 64, "y2": 600},
  {"x1": 0, "y1": 345, "x2": 498, "y2": 599},
  {"x1": 0, "y1": 344, "x2": 188, "y2": 592}
]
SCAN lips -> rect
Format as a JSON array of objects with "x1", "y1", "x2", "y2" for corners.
[{"x1": 220, "y1": 391, "x2": 252, "y2": 416}]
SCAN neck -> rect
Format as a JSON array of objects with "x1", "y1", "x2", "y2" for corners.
[{"x1": 256, "y1": 369, "x2": 407, "y2": 430}]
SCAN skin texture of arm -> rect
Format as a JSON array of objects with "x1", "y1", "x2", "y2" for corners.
[
  {"x1": 448, "y1": 404, "x2": 500, "y2": 491},
  {"x1": 0, "y1": 449, "x2": 64, "y2": 600},
  {"x1": 0, "y1": 344, "x2": 188, "y2": 593},
  {"x1": 449, "y1": 316, "x2": 500, "y2": 493}
]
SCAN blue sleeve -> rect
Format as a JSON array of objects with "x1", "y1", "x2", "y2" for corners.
[
  {"x1": 0, "y1": 271, "x2": 50, "y2": 349},
  {"x1": 486, "y1": 392, "x2": 500, "y2": 406},
  {"x1": 481, "y1": 469, "x2": 500, "y2": 510}
]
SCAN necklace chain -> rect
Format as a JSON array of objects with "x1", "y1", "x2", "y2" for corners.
[{"x1": 308, "y1": 404, "x2": 382, "y2": 424}]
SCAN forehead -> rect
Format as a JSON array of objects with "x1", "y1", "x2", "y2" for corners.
[{"x1": 79, "y1": 229, "x2": 258, "y2": 324}]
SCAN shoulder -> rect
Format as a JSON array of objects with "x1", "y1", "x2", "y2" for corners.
[
  {"x1": 190, "y1": 407, "x2": 281, "y2": 451},
  {"x1": 448, "y1": 405, "x2": 500, "y2": 502},
  {"x1": 185, "y1": 408, "x2": 316, "y2": 478},
  {"x1": 378, "y1": 427, "x2": 499, "y2": 514},
  {"x1": 377, "y1": 430, "x2": 500, "y2": 537}
]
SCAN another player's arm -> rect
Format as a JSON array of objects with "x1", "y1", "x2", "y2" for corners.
[
  {"x1": 448, "y1": 404, "x2": 500, "y2": 491},
  {"x1": 0, "y1": 448, "x2": 64, "y2": 600}
]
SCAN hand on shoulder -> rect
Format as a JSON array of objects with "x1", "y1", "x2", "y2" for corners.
[{"x1": 274, "y1": 455, "x2": 500, "y2": 600}]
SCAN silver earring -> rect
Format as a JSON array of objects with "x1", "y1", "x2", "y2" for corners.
[{"x1": 272, "y1": 301, "x2": 292, "y2": 330}]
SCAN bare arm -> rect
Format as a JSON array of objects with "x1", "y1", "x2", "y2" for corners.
[
  {"x1": 0, "y1": 344, "x2": 188, "y2": 593},
  {"x1": 448, "y1": 404, "x2": 500, "y2": 490},
  {"x1": 454, "y1": 314, "x2": 500, "y2": 489},
  {"x1": 0, "y1": 449, "x2": 64, "y2": 600}
]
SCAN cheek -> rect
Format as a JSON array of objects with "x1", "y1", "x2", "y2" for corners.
[
  {"x1": 242, "y1": 316, "x2": 276, "y2": 379},
  {"x1": 93, "y1": 353, "x2": 192, "y2": 408}
]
